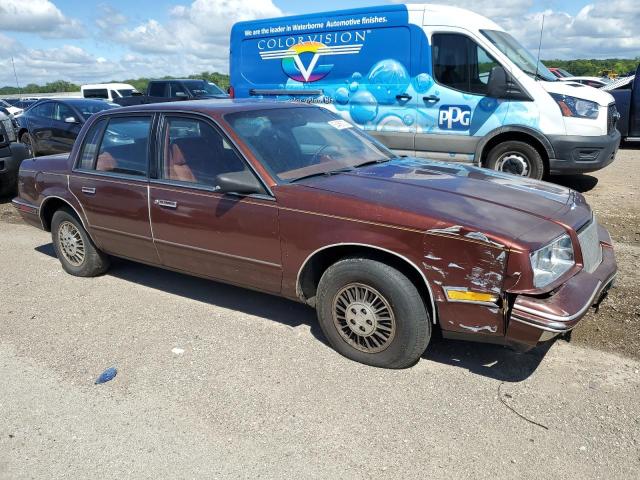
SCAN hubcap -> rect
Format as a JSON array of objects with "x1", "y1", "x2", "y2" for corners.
[
  {"x1": 57, "y1": 221, "x2": 85, "y2": 266},
  {"x1": 332, "y1": 283, "x2": 396, "y2": 353},
  {"x1": 495, "y1": 152, "x2": 530, "y2": 177}
]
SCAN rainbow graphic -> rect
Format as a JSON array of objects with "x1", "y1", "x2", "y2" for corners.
[{"x1": 259, "y1": 41, "x2": 363, "y2": 83}]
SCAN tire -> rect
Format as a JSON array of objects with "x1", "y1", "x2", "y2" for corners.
[
  {"x1": 51, "y1": 208, "x2": 110, "y2": 277},
  {"x1": 485, "y1": 140, "x2": 545, "y2": 180},
  {"x1": 19, "y1": 132, "x2": 34, "y2": 157},
  {"x1": 316, "y1": 258, "x2": 431, "y2": 369}
]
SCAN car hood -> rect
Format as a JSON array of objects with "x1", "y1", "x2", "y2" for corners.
[
  {"x1": 291, "y1": 158, "x2": 590, "y2": 249},
  {"x1": 540, "y1": 79, "x2": 614, "y2": 106}
]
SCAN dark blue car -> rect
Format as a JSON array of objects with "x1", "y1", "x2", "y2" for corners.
[{"x1": 17, "y1": 98, "x2": 118, "y2": 156}]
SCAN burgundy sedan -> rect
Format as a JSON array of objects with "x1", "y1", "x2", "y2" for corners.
[{"x1": 13, "y1": 101, "x2": 617, "y2": 368}]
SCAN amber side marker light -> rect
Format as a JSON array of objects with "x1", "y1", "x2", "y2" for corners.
[{"x1": 445, "y1": 289, "x2": 498, "y2": 303}]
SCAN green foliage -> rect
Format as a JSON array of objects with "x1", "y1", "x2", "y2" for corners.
[
  {"x1": 543, "y1": 58, "x2": 640, "y2": 77},
  {"x1": 0, "y1": 72, "x2": 231, "y2": 96}
]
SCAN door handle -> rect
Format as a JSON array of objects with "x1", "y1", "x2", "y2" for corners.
[
  {"x1": 81, "y1": 187, "x2": 96, "y2": 195},
  {"x1": 154, "y1": 199, "x2": 178, "y2": 209},
  {"x1": 423, "y1": 95, "x2": 440, "y2": 103},
  {"x1": 396, "y1": 93, "x2": 412, "y2": 102}
]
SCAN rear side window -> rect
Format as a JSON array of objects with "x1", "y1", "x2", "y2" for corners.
[
  {"x1": 433, "y1": 33, "x2": 499, "y2": 95},
  {"x1": 83, "y1": 89, "x2": 108, "y2": 99},
  {"x1": 95, "y1": 116, "x2": 152, "y2": 177},
  {"x1": 77, "y1": 119, "x2": 107, "y2": 169}
]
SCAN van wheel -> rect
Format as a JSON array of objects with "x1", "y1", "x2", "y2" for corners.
[
  {"x1": 486, "y1": 141, "x2": 544, "y2": 179},
  {"x1": 51, "y1": 209, "x2": 110, "y2": 277},
  {"x1": 316, "y1": 258, "x2": 431, "y2": 369}
]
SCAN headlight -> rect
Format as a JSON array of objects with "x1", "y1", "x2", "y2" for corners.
[
  {"x1": 530, "y1": 234, "x2": 575, "y2": 288},
  {"x1": 550, "y1": 93, "x2": 599, "y2": 119}
]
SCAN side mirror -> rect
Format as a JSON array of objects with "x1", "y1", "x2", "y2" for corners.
[
  {"x1": 215, "y1": 170, "x2": 265, "y2": 195},
  {"x1": 64, "y1": 116, "x2": 79, "y2": 124},
  {"x1": 487, "y1": 66, "x2": 509, "y2": 98},
  {"x1": 175, "y1": 91, "x2": 188, "y2": 98}
]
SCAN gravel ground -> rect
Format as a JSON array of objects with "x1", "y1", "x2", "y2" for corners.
[{"x1": 0, "y1": 149, "x2": 639, "y2": 479}]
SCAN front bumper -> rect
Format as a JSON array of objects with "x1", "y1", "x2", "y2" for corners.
[
  {"x1": 505, "y1": 229, "x2": 617, "y2": 349},
  {"x1": 0, "y1": 143, "x2": 29, "y2": 193},
  {"x1": 548, "y1": 131, "x2": 621, "y2": 175}
]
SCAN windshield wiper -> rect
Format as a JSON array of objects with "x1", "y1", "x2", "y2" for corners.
[
  {"x1": 289, "y1": 167, "x2": 353, "y2": 183},
  {"x1": 352, "y1": 158, "x2": 392, "y2": 169}
]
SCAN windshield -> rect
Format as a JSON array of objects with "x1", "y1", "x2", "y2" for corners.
[
  {"x1": 183, "y1": 80, "x2": 224, "y2": 96},
  {"x1": 481, "y1": 30, "x2": 556, "y2": 82},
  {"x1": 225, "y1": 107, "x2": 396, "y2": 182},
  {"x1": 72, "y1": 101, "x2": 119, "y2": 118}
]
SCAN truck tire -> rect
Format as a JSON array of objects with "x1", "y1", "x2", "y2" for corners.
[
  {"x1": 51, "y1": 208, "x2": 110, "y2": 277},
  {"x1": 486, "y1": 141, "x2": 545, "y2": 180},
  {"x1": 316, "y1": 258, "x2": 431, "y2": 369}
]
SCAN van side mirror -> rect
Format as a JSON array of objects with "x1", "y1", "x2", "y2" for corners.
[
  {"x1": 215, "y1": 170, "x2": 265, "y2": 195},
  {"x1": 487, "y1": 66, "x2": 509, "y2": 98}
]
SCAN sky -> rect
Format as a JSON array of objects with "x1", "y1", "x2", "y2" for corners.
[{"x1": 0, "y1": 0, "x2": 639, "y2": 87}]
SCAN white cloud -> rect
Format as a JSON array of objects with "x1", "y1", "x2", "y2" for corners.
[{"x1": 0, "y1": 0, "x2": 86, "y2": 39}]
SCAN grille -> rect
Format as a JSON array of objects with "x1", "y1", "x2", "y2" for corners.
[
  {"x1": 607, "y1": 104, "x2": 619, "y2": 135},
  {"x1": 578, "y1": 218, "x2": 602, "y2": 274}
]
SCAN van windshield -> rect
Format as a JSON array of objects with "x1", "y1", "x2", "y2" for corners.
[
  {"x1": 225, "y1": 107, "x2": 396, "y2": 183},
  {"x1": 481, "y1": 30, "x2": 556, "y2": 82}
]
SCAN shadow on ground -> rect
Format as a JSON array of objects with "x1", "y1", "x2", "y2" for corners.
[
  {"x1": 549, "y1": 174, "x2": 599, "y2": 193},
  {"x1": 36, "y1": 242, "x2": 552, "y2": 382}
]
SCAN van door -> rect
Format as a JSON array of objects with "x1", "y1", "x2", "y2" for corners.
[{"x1": 416, "y1": 30, "x2": 508, "y2": 162}]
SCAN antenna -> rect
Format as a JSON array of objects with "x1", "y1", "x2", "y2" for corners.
[
  {"x1": 534, "y1": 14, "x2": 545, "y2": 81},
  {"x1": 11, "y1": 57, "x2": 21, "y2": 94}
]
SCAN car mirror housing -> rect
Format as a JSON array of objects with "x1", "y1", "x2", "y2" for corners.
[
  {"x1": 487, "y1": 66, "x2": 509, "y2": 98},
  {"x1": 215, "y1": 170, "x2": 265, "y2": 195},
  {"x1": 64, "y1": 116, "x2": 79, "y2": 124}
]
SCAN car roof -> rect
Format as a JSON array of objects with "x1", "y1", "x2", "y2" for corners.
[{"x1": 107, "y1": 99, "x2": 314, "y2": 115}]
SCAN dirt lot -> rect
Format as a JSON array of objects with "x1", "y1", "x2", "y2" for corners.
[{"x1": 1, "y1": 148, "x2": 638, "y2": 359}]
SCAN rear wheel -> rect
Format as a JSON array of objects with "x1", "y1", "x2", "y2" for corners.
[
  {"x1": 486, "y1": 140, "x2": 545, "y2": 179},
  {"x1": 51, "y1": 209, "x2": 110, "y2": 277},
  {"x1": 316, "y1": 258, "x2": 431, "y2": 368}
]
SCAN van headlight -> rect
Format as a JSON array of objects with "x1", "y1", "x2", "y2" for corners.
[
  {"x1": 550, "y1": 93, "x2": 599, "y2": 119},
  {"x1": 530, "y1": 234, "x2": 575, "y2": 288}
]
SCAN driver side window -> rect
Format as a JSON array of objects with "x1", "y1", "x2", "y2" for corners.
[{"x1": 433, "y1": 33, "x2": 500, "y2": 95}]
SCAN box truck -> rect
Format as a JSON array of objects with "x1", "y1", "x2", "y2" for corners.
[{"x1": 230, "y1": 4, "x2": 620, "y2": 179}]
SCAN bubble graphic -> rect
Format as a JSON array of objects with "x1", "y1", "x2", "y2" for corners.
[
  {"x1": 335, "y1": 87, "x2": 350, "y2": 105},
  {"x1": 367, "y1": 59, "x2": 410, "y2": 104},
  {"x1": 349, "y1": 81, "x2": 359, "y2": 92},
  {"x1": 403, "y1": 114, "x2": 415, "y2": 126},
  {"x1": 478, "y1": 97, "x2": 498, "y2": 112},
  {"x1": 351, "y1": 72, "x2": 363, "y2": 81},
  {"x1": 412, "y1": 73, "x2": 434, "y2": 93},
  {"x1": 376, "y1": 114, "x2": 411, "y2": 132},
  {"x1": 349, "y1": 90, "x2": 378, "y2": 124}
]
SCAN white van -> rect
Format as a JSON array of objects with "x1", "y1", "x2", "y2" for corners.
[
  {"x1": 81, "y1": 83, "x2": 138, "y2": 102},
  {"x1": 230, "y1": 4, "x2": 621, "y2": 179}
]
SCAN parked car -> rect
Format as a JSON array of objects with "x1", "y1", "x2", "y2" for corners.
[
  {"x1": 0, "y1": 110, "x2": 29, "y2": 197},
  {"x1": 7, "y1": 98, "x2": 40, "y2": 111},
  {"x1": 113, "y1": 79, "x2": 228, "y2": 106},
  {"x1": 0, "y1": 99, "x2": 23, "y2": 117},
  {"x1": 602, "y1": 64, "x2": 639, "y2": 142},
  {"x1": 230, "y1": 4, "x2": 621, "y2": 180},
  {"x1": 81, "y1": 83, "x2": 138, "y2": 102},
  {"x1": 548, "y1": 67, "x2": 573, "y2": 78},
  {"x1": 16, "y1": 98, "x2": 118, "y2": 156},
  {"x1": 560, "y1": 76, "x2": 611, "y2": 88},
  {"x1": 12, "y1": 100, "x2": 617, "y2": 368}
]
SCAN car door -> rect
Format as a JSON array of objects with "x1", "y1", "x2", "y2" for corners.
[
  {"x1": 416, "y1": 30, "x2": 508, "y2": 161},
  {"x1": 51, "y1": 102, "x2": 82, "y2": 152},
  {"x1": 68, "y1": 114, "x2": 160, "y2": 264},
  {"x1": 25, "y1": 101, "x2": 56, "y2": 155},
  {"x1": 148, "y1": 114, "x2": 282, "y2": 293}
]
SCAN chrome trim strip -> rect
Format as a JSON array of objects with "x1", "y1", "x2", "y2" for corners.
[
  {"x1": 510, "y1": 315, "x2": 575, "y2": 333},
  {"x1": 39, "y1": 194, "x2": 98, "y2": 246},
  {"x1": 512, "y1": 274, "x2": 615, "y2": 323},
  {"x1": 154, "y1": 238, "x2": 281, "y2": 268},
  {"x1": 91, "y1": 224, "x2": 152, "y2": 241},
  {"x1": 295, "y1": 242, "x2": 438, "y2": 324},
  {"x1": 11, "y1": 198, "x2": 39, "y2": 213}
]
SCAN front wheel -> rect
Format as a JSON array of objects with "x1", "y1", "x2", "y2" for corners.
[
  {"x1": 316, "y1": 258, "x2": 431, "y2": 368},
  {"x1": 51, "y1": 209, "x2": 110, "y2": 277},
  {"x1": 19, "y1": 132, "x2": 34, "y2": 157},
  {"x1": 485, "y1": 141, "x2": 545, "y2": 180}
]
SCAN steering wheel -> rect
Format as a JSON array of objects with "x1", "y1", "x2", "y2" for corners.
[{"x1": 311, "y1": 144, "x2": 341, "y2": 164}]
